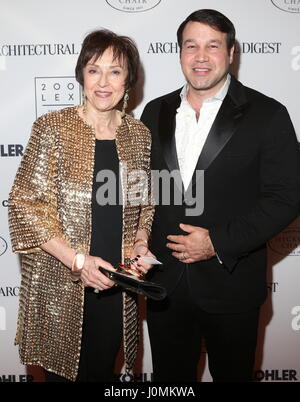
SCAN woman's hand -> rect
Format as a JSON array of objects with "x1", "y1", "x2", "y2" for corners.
[
  {"x1": 40, "y1": 237, "x2": 115, "y2": 291},
  {"x1": 130, "y1": 243, "x2": 156, "y2": 276},
  {"x1": 78, "y1": 255, "x2": 116, "y2": 291}
]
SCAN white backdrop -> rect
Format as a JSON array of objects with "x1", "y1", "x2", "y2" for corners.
[{"x1": 0, "y1": 0, "x2": 299, "y2": 382}]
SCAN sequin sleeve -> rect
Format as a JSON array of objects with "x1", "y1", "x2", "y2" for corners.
[
  {"x1": 8, "y1": 115, "x2": 62, "y2": 253},
  {"x1": 136, "y1": 122, "x2": 155, "y2": 237}
]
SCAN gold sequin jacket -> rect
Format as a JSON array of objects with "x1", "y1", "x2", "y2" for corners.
[{"x1": 8, "y1": 106, "x2": 154, "y2": 381}]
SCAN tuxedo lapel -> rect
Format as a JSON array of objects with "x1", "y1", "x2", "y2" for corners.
[
  {"x1": 157, "y1": 92, "x2": 186, "y2": 220},
  {"x1": 189, "y1": 78, "x2": 248, "y2": 189},
  {"x1": 156, "y1": 80, "x2": 249, "y2": 197},
  {"x1": 196, "y1": 99, "x2": 246, "y2": 172},
  {"x1": 158, "y1": 92, "x2": 181, "y2": 174}
]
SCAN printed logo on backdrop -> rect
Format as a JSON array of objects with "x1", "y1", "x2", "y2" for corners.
[
  {"x1": 147, "y1": 42, "x2": 282, "y2": 54},
  {"x1": 271, "y1": 0, "x2": 300, "y2": 13},
  {"x1": 106, "y1": 0, "x2": 161, "y2": 13},
  {"x1": 114, "y1": 373, "x2": 153, "y2": 382},
  {"x1": 0, "y1": 144, "x2": 23, "y2": 158},
  {"x1": 0, "y1": 374, "x2": 34, "y2": 382},
  {"x1": 0, "y1": 237, "x2": 8, "y2": 256},
  {"x1": 268, "y1": 228, "x2": 300, "y2": 256},
  {"x1": 291, "y1": 46, "x2": 300, "y2": 71},
  {"x1": 267, "y1": 282, "x2": 279, "y2": 293},
  {"x1": 254, "y1": 369, "x2": 298, "y2": 381},
  {"x1": 291, "y1": 306, "x2": 300, "y2": 331},
  {"x1": 0, "y1": 43, "x2": 79, "y2": 57},
  {"x1": 235, "y1": 42, "x2": 282, "y2": 54},
  {"x1": 1, "y1": 200, "x2": 8, "y2": 208},
  {"x1": 0, "y1": 287, "x2": 20, "y2": 297},
  {"x1": 35, "y1": 77, "x2": 81, "y2": 118}
]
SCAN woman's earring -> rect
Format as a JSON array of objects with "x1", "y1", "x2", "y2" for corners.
[{"x1": 121, "y1": 90, "x2": 129, "y2": 118}]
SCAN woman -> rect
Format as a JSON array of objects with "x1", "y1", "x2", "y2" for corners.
[{"x1": 8, "y1": 29, "x2": 154, "y2": 382}]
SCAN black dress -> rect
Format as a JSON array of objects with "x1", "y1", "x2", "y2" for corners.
[
  {"x1": 45, "y1": 140, "x2": 124, "y2": 382},
  {"x1": 79, "y1": 139, "x2": 123, "y2": 382}
]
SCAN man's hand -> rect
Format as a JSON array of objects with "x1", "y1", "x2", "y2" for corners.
[{"x1": 166, "y1": 224, "x2": 216, "y2": 263}]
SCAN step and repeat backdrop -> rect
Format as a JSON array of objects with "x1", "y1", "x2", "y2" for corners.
[{"x1": 0, "y1": 0, "x2": 299, "y2": 382}]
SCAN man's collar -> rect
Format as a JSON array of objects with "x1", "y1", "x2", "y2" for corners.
[{"x1": 180, "y1": 74, "x2": 231, "y2": 105}]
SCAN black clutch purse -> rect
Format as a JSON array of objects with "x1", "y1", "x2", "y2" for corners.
[{"x1": 99, "y1": 266, "x2": 167, "y2": 301}]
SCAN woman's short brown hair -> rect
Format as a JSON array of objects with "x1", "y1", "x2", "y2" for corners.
[{"x1": 75, "y1": 29, "x2": 140, "y2": 90}]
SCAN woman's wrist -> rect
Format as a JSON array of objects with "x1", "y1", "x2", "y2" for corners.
[
  {"x1": 133, "y1": 238, "x2": 148, "y2": 249},
  {"x1": 41, "y1": 237, "x2": 82, "y2": 270},
  {"x1": 71, "y1": 248, "x2": 86, "y2": 271},
  {"x1": 70, "y1": 249, "x2": 86, "y2": 282}
]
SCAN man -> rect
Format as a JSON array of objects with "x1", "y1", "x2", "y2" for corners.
[{"x1": 141, "y1": 9, "x2": 300, "y2": 382}]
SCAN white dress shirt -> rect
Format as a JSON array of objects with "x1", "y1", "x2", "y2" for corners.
[{"x1": 175, "y1": 74, "x2": 231, "y2": 190}]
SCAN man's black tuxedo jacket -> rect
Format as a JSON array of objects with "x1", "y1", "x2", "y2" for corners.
[{"x1": 141, "y1": 76, "x2": 300, "y2": 314}]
